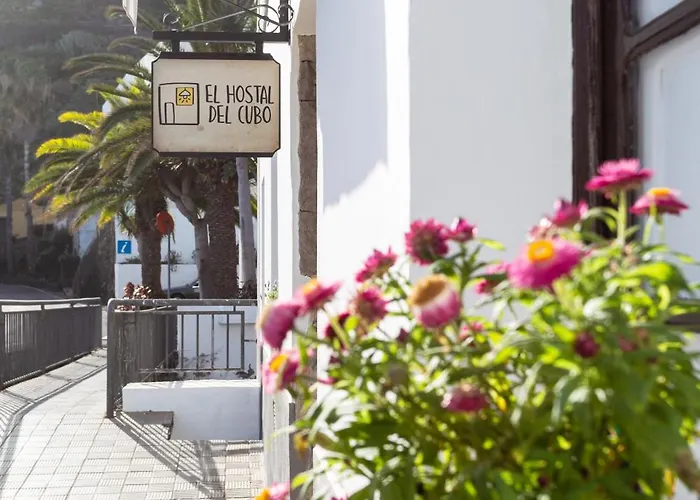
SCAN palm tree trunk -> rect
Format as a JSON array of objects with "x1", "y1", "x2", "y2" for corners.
[
  {"x1": 134, "y1": 197, "x2": 165, "y2": 297},
  {"x1": 236, "y1": 158, "x2": 256, "y2": 297},
  {"x1": 23, "y1": 141, "x2": 35, "y2": 273},
  {"x1": 5, "y1": 165, "x2": 13, "y2": 276},
  {"x1": 206, "y1": 178, "x2": 239, "y2": 299},
  {"x1": 193, "y1": 217, "x2": 213, "y2": 298}
]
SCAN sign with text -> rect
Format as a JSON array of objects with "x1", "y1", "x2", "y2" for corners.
[{"x1": 152, "y1": 53, "x2": 281, "y2": 157}]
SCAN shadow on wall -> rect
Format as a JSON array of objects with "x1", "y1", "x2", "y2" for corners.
[{"x1": 317, "y1": 0, "x2": 387, "y2": 206}]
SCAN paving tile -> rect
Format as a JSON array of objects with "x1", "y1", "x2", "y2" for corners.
[{"x1": 0, "y1": 350, "x2": 264, "y2": 499}]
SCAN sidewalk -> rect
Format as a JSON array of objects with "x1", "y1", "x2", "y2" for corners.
[{"x1": 0, "y1": 350, "x2": 264, "y2": 499}]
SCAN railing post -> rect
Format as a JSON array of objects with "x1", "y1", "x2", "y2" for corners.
[
  {"x1": 0, "y1": 305, "x2": 5, "y2": 389},
  {"x1": 40, "y1": 304, "x2": 48, "y2": 372},
  {"x1": 106, "y1": 300, "x2": 117, "y2": 418}
]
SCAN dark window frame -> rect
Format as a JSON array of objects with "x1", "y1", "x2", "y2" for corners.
[{"x1": 572, "y1": 0, "x2": 700, "y2": 205}]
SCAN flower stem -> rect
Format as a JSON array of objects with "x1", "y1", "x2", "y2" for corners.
[{"x1": 617, "y1": 193, "x2": 627, "y2": 246}]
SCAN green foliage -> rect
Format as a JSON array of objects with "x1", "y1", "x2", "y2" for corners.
[{"x1": 272, "y1": 192, "x2": 700, "y2": 498}]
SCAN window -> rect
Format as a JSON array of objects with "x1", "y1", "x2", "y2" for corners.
[
  {"x1": 573, "y1": 0, "x2": 700, "y2": 283},
  {"x1": 573, "y1": 0, "x2": 700, "y2": 201}
]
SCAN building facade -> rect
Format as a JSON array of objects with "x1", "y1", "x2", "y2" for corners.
[{"x1": 258, "y1": 1, "x2": 700, "y2": 497}]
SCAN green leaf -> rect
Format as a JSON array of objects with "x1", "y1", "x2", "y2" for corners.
[
  {"x1": 552, "y1": 374, "x2": 583, "y2": 424},
  {"x1": 478, "y1": 238, "x2": 505, "y2": 251},
  {"x1": 624, "y1": 261, "x2": 687, "y2": 289}
]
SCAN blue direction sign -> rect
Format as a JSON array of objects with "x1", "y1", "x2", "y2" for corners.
[{"x1": 117, "y1": 240, "x2": 132, "y2": 255}]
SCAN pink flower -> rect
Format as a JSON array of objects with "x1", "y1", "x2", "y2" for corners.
[
  {"x1": 585, "y1": 158, "x2": 653, "y2": 195},
  {"x1": 447, "y1": 217, "x2": 477, "y2": 243},
  {"x1": 442, "y1": 384, "x2": 488, "y2": 413},
  {"x1": 474, "y1": 262, "x2": 509, "y2": 294},
  {"x1": 349, "y1": 287, "x2": 388, "y2": 326},
  {"x1": 631, "y1": 187, "x2": 689, "y2": 216},
  {"x1": 528, "y1": 218, "x2": 556, "y2": 241},
  {"x1": 262, "y1": 350, "x2": 300, "y2": 393},
  {"x1": 404, "y1": 219, "x2": 449, "y2": 264},
  {"x1": 460, "y1": 321, "x2": 484, "y2": 343},
  {"x1": 257, "y1": 301, "x2": 302, "y2": 349},
  {"x1": 324, "y1": 311, "x2": 350, "y2": 340},
  {"x1": 508, "y1": 239, "x2": 582, "y2": 290},
  {"x1": 256, "y1": 482, "x2": 290, "y2": 500},
  {"x1": 408, "y1": 275, "x2": 461, "y2": 329},
  {"x1": 355, "y1": 248, "x2": 397, "y2": 282},
  {"x1": 574, "y1": 332, "x2": 599, "y2": 359},
  {"x1": 397, "y1": 328, "x2": 410, "y2": 343},
  {"x1": 296, "y1": 279, "x2": 341, "y2": 313},
  {"x1": 549, "y1": 198, "x2": 588, "y2": 228}
]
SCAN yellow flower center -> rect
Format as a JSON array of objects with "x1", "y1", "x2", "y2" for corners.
[
  {"x1": 648, "y1": 187, "x2": 672, "y2": 198},
  {"x1": 301, "y1": 279, "x2": 319, "y2": 296},
  {"x1": 527, "y1": 240, "x2": 555, "y2": 263},
  {"x1": 408, "y1": 275, "x2": 450, "y2": 307},
  {"x1": 256, "y1": 489, "x2": 271, "y2": 500},
  {"x1": 269, "y1": 354, "x2": 288, "y2": 373}
]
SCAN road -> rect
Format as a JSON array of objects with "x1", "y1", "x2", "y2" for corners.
[
  {"x1": 0, "y1": 283, "x2": 62, "y2": 301},
  {"x1": 0, "y1": 284, "x2": 74, "y2": 313}
]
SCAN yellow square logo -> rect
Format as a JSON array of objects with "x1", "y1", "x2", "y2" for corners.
[{"x1": 176, "y1": 87, "x2": 195, "y2": 106}]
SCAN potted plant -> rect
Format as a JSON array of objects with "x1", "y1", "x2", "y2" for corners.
[{"x1": 257, "y1": 159, "x2": 700, "y2": 500}]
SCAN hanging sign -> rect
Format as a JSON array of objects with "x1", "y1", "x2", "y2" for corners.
[{"x1": 152, "y1": 52, "x2": 281, "y2": 157}]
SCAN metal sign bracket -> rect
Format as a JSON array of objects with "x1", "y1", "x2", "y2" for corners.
[{"x1": 153, "y1": 0, "x2": 293, "y2": 51}]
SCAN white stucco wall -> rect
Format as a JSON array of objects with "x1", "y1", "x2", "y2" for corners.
[
  {"x1": 639, "y1": 24, "x2": 700, "y2": 500},
  {"x1": 316, "y1": 0, "x2": 572, "y2": 298}
]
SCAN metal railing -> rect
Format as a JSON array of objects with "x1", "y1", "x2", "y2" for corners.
[
  {"x1": 106, "y1": 298, "x2": 258, "y2": 418},
  {"x1": 0, "y1": 298, "x2": 102, "y2": 389}
]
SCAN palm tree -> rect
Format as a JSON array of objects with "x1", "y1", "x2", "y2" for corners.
[
  {"x1": 26, "y1": 109, "x2": 167, "y2": 296},
  {"x1": 0, "y1": 51, "x2": 53, "y2": 273},
  {"x1": 66, "y1": 6, "x2": 260, "y2": 298}
]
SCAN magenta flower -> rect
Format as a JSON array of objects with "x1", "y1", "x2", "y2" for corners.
[
  {"x1": 549, "y1": 198, "x2": 588, "y2": 228},
  {"x1": 324, "y1": 311, "x2": 350, "y2": 340},
  {"x1": 404, "y1": 219, "x2": 449, "y2": 264},
  {"x1": 474, "y1": 262, "x2": 509, "y2": 294},
  {"x1": 574, "y1": 332, "x2": 599, "y2": 359},
  {"x1": 256, "y1": 482, "x2": 290, "y2": 500},
  {"x1": 460, "y1": 321, "x2": 484, "y2": 343},
  {"x1": 408, "y1": 275, "x2": 461, "y2": 329},
  {"x1": 631, "y1": 187, "x2": 689, "y2": 216},
  {"x1": 258, "y1": 301, "x2": 302, "y2": 349},
  {"x1": 349, "y1": 287, "x2": 388, "y2": 326},
  {"x1": 396, "y1": 328, "x2": 410, "y2": 344},
  {"x1": 262, "y1": 350, "x2": 301, "y2": 394},
  {"x1": 528, "y1": 218, "x2": 556, "y2": 241},
  {"x1": 296, "y1": 279, "x2": 341, "y2": 313},
  {"x1": 585, "y1": 158, "x2": 653, "y2": 195},
  {"x1": 447, "y1": 217, "x2": 477, "y2": 243},
  {"x1": 442, "y1": 384, "x2": 488, "y2": 413},
  {"x1": 508, "y1": 240, "x2": 582, "y2": 290},
  {"x1": 355, "y1": 248, "x2": 397, "y2": 282}
]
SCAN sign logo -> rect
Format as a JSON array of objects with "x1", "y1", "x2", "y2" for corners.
[
  {"x1": 158, "y1": 83, "x2": 200, "y2": 126},
  {"x1": 117, "y1": 240, "x2": 132, "y2": 255},
  {"x1": 176, "y1": 87, "x2": 195, "y2": 106},
  {"x1": 152, "y1": 54, "x2": 281, "y2": 157}
]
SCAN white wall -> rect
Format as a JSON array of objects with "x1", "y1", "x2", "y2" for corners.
[
  {"x1": 316, "y1": 0, "x2": 572, "y2": 296},
  {"x1": 177, "y1": 305, "x2": 258, "y2": 375},
  {"x1": 115, "y1": 263, "x2": 198, "y2": 296},
  {"x1": 315, "y1": 1, "x2": 572, "y2": 491},
  {"x1": 639, "y1": 24, "x2": 700, "y2": 500},
  {"x1": 123, "y1": 380, "x2": 261, "y2": 441}
]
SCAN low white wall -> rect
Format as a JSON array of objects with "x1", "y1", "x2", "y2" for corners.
[
  {"x1": 114, "y1": 264, "x2": 198, "y2": 297},
  {"x1": 177, "y1": 305, "x2": 258, "y2": 377},
  {"x1": 122, "y1": 380, "x2": 261, "y2": 441}
]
